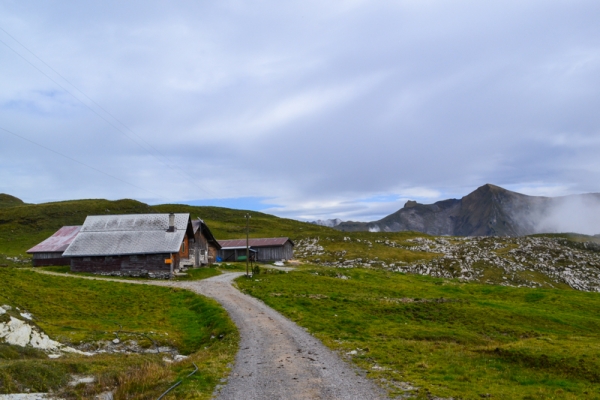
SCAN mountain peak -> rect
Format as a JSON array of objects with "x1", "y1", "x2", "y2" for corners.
[
  {"x1": 403, "y1": 200, "x2": 419, "y2": 208},
  {"x1": 336, "y1": 184, "x2": 600, "y2": 237}
]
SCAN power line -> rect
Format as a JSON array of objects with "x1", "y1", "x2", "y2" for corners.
[
  {"x1": 0, "y1": 126, "x2": 168, "y2": 201},
  {"x1": 0, "y1": 27, "x2": 216, "y2": 198}
]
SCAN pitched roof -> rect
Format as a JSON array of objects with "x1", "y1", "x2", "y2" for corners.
[
  {"x1": 27, "y1": 226, "x2": 81, "y2": 253},
  {"x1": 191, "y1": 219, "x2": 221, "y2": 249},
  {"x1": 63, "y1": 214, "x2": 190, "y2": 257},
  {"x1": 218, "y1": 237, "x2": 293, "y2": 249}
]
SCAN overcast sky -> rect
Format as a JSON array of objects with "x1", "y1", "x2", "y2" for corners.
[{"x1": 1, "y1": 1, "x2": 600, "y2": 222}]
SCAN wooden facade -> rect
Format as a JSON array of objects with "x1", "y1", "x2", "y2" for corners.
[
  {"x1": 255, "y1": 241, "x2": 293, "y2": 261},
  {"x1": 190, "y1": 219, "x2": 221, "y2": 266},
  {"x1": 71, "y1": 253, "x2": 173, "y2": 278},
  {"x1": 31, "y1": 252, "x2": 71, "y2": 267}
]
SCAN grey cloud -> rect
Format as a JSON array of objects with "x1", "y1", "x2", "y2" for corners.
[{"x1": 1, "y1": 1, "x2": 600, "y2": 223}]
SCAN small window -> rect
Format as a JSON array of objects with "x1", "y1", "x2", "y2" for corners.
[
  {"x1": 181, "y1": 241, "x2": 186, "y2": 253},
  {"x1": 83, "y1": 257, "x2": 91, "y2": 261}
]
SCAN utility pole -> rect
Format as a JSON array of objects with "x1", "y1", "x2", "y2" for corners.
[{"x1": 245, "y1": 213, "x2": 251, "y2": 277}]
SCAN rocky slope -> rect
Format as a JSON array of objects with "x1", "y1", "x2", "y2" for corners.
[
  {"x1": 336, "y1": 184, "x2": 600, "y2": 236},
  {"x1": 295, "y1": 234, "x2": 600, "y2": 292}
]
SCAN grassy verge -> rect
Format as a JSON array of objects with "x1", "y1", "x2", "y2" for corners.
[
  {"x1": 38, "y1": 265, "x2": 223, "y2": 282},
  {"x1": 175, "y1": 267, "x2": 221, "y2": 281},
  {"x1": 0, "y1": 267, "x2": 238, "y2": 399},
  {"x1": 237, "y1": 267, "x2": 600, "y2": 399}
]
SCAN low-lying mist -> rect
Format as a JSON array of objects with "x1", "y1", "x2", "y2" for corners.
[{"x1": 536, "y1": 194, "x2": 600, "y2": 236}]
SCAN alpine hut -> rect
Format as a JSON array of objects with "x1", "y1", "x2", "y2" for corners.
[{"x1": 63, "y1": 213, "x2": 195, "y2": 278}]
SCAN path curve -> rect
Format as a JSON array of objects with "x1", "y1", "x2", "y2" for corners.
[{"x1": 34, "y1": 271, "x2": 387, "y2": 400}]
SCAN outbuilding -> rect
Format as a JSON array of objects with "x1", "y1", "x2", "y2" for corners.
[
  {"x1": 26, "y1": 225, "x2": 81, "y2": 266},
  {"x1": 189, "y1": 218, "x2": 221, "y2": 266},
  {"x1": 63, "y1": 213, "x2": 195, "y2": 278},
  {"x1": 218, "y1": 237, "x2": 294, "y2": 262}
]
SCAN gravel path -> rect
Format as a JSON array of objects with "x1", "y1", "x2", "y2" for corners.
[{"x1": 34, "y1": 271, "x2": 388, "y2": 400}]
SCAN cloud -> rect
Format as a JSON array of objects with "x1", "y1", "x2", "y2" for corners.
[{"x1": 1, "y1": 1, "x2": 600, "y2": 222}]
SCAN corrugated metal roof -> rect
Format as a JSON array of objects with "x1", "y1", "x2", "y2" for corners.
[
  {"x1": 80, "y1": 213, "x2": 188, "y2": 232},
  {"x1": 27, "y1": 226, "x2": 81, "y2": 253},
  {"x1": 218, "y1": 237, "x2": 293, "y2": 248},
  {"x1": 63, "y1": 213, "x2": 190, "y2": 257}
]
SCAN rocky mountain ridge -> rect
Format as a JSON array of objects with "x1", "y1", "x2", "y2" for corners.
[{"x1": 336, "y1": 184, "x2": 600, "y2": 236}]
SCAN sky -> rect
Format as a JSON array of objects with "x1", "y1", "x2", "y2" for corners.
[{"x1": 1, "y1": 1, "x2": 600, "y2": 222}]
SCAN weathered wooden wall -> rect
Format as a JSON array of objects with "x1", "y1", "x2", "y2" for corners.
[
  {"x1": 193, "y1": 229, "x2": 218, "y2": 265},
  {"x1": 256, "y1": 243, "x2": 294, "y2": 261},
  {"x1": 32, "y1": 252, "x2": 71, "y2": 267},
  {"x1": 218, "y1": 243, "x2": 294, "y2": 262},
  {"x1": 71, "y1": 253, "x2": 172, "y2": 278}
]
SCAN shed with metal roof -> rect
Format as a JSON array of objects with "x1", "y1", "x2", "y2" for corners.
[
  {"x1": 27, "y1": 225, "x2": 81, "y2": 266},
  {"x1": 218, "y1": 237, "x2": 294, "y2": 262}
]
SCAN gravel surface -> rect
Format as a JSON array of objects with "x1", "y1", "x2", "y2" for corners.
[{"x1": 35, "y1": 271, "x2": 388, "y2": 399}]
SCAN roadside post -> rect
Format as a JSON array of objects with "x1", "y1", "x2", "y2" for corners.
[{"x1": 245, "y1": 213, "x2": 251, "y2": 278}]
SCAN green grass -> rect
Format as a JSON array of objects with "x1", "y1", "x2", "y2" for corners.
[
  {"x1": 174, "y1": 267, "x2": 221, "y2": 281},
  {"x1": 237, "y1": 267, "x2": 600, "y2": 399},
  {"x1": 37, "y1": 265, "x2": 223, "y2": 282},
  {"x1": 0, "y1": 267, "x2": 238, "y2": 398}
]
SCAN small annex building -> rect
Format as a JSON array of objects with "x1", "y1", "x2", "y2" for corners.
[
  {"x1": 26, "y1": 226, "x2": 81, "y2": 266},
  {"x1": 190, "y1": 218, "x2": 221, "y2": 267},
  {"x1": 218, "y1": 237, "x2": 294, "y2": 262},
  {"x1": 63, "y1": 213, "x2": 202, "y2": 278}
]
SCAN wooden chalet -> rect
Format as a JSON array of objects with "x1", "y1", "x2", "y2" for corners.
[
  {"x1": 62, "y1": 213, "x2": 216, "y2": 278},
  {"x1": 26, "y1": 226, "x2": 81, "y2": 266},
  {"x1": 218, "y1": 237, "x2": 294, "y2": 262}
]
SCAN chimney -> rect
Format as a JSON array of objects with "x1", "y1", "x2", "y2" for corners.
[{"x1": 167, "y1": 213, "x2": 175, "y2": 232}]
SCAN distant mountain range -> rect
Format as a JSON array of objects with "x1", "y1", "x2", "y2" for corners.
[{"x1": 336, "y1": 184, "x2": 600, "y2": 237}]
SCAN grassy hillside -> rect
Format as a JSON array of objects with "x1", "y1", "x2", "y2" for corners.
[
  {"x1": 238, "y1": 267, "x2": 600, "y2": 399},
  {"x1": 0, "y1": 194, "x2": 25, "y2": 209},
  {"x1": 0, "y1": 198, "x2": 152, "y2": 257},
  {"x1": 151, "y1": 203, "x2": 331, "y2": 240},
  {"x1": 0, "y1": 268, "x2": 237, "y2": 398}
]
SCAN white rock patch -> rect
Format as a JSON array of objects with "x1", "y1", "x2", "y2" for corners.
[
  {"x1": 0, "y1": 316, "x2": 93, "y2": 357},
  {"x1": 20, "y1": 312, "x2": 33, "y2": 320},
  {"x1": 68, "y1": 375, "x2": 95, "y2": 386}
]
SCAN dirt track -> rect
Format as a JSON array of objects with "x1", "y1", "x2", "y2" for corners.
[{"x1": 36, "y1": 271, "x2": 387, "y2": 399}]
